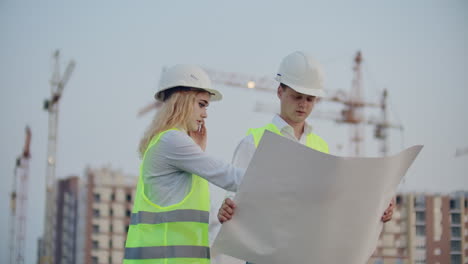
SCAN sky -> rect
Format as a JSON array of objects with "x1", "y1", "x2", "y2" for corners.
[{"x1": 1, "y1": 1, "x2": 467, "y2": 263}]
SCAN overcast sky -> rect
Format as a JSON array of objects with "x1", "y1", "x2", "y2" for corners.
[{"x1": 1, "y1": 1, "x2": 467, "y2": 263}]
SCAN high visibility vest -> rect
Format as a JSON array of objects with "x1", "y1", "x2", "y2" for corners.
[
  {"x1": 247, "y1": 123, "x2": 329, "y2": 153},
  {"x1": 124, "y1": 129, "x2": 211, "y2": 264}
]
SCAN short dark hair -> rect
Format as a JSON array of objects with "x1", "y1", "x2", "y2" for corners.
[{"x1": 279, "y1": 83, "x2": 290, "y2": 90}]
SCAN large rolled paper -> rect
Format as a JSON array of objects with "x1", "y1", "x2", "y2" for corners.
[{"x1": 213, "y1": 131, "x2": 423, "y2": 264}]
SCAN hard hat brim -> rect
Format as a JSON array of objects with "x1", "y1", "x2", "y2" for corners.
[
  {"x1": 275, "y1": 76, "x2": 326, "y2": 97},
  {"x1": 289, "y1": 85, "x2": 326, "y2": 97},
  {"x1": 155, "y1": 86, "x2": 223, "y2": 102}
]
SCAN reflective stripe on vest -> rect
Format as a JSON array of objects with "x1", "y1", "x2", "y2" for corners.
[
  {"x1": 125, "y1": 245, "x2": 210, "y2": 260},
  {"x1": 130, "y1": 209, "x2": 209, "y2": 225},
  {"x1": 247, "y1": 123, "x2": 329, "y2": 153},
  {"x1": 124, "y1": 129, "x2": 210, "y2": 263}
]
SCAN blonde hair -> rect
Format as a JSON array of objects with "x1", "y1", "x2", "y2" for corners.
[{"x1": 138, "y1": 90, "x2": 203, "y2": 158}]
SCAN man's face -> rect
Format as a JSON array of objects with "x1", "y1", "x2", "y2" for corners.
[{"x1": 278, "y1": 86, "x2": 317, "y2": 125}]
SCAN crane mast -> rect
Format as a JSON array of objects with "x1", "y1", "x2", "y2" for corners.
[
  {"x1": 349, "y1": 51, "x2": 365, "y2": 156},
  {"x1": 40, "y1": 50, "x2": 75, "y2": 264},
  {"x1": 9, "y1": 126, "x2": 32, "y2": 264}
]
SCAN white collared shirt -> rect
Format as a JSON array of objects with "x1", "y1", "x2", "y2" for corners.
[{"x1": 232, "y1": 114, "x2": 313, "y2": 169}]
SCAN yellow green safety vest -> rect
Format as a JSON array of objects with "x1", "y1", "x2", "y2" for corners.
[
  {"x1": 124, "y1": 129, "x2": 211, "y2": 264},
  {"x1": 247, "y1": 123, "x2": 329, "y2": 153}
]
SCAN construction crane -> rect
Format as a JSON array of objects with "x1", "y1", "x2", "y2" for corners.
[
  {"x1": 40, "y1": 50, "x2": 75, "y2": 264},
  {"x1": 137, "y1": 52, "x2": 403, "y2": 156},
  {"x1": 9, "y1": 126, "x2": 32, "y2": 264},
  {"x1": 253, "y1": 51, "x2": 403, "y2": 156},
  {"x1": 315, "y1": 51, "x2": 403, "y2": 156},
  {"x1": 219, "y1": 52, "x2": 403, "y2": 156}
]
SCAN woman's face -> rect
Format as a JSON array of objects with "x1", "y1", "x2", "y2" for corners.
[{"x1": 188, "y1": 92, "x2": 211, "y2": 132}]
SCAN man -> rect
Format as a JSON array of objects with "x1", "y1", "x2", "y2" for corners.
[{"x1": 216, "y1": 51, "x2": 394, "y2": 263}]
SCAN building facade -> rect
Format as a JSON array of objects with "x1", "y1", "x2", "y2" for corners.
[
  {"x1": 369, "y1": 192, "x2": 468, "y2": 264},
  {"x1": 55, "y1": 176, "x2": 80, "y2": 264},
  {"x1": 40, "y1": 167, "x2": 466, "y2": 264},
  {"x1": 83, "y1": 167, "x2": 136, "y2": 264}
]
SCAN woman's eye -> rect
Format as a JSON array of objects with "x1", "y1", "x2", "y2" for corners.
[{"x1": 199, "y1": 102, "x2": 206, "y2": 108}]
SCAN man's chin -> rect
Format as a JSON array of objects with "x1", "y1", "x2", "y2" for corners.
[{"x1": 293, "y1": 116, "x2": 307, "y2": 122}]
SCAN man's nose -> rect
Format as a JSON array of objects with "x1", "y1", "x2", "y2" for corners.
[{"x1": 298, "y1": 98, "x2": 307, "y2": 107}]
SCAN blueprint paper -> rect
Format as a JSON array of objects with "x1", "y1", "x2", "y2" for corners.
[{"x1": 212, "y1": 131, "x2": 423, "y2": 264}]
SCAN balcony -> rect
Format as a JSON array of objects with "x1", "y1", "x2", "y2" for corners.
[
  {"x1": 451, "y1": 227, "x2": 462, "y2": 239},
  {"x1": 450, "y1": 199, "x2": 462, "y2": 213},
  {"x1": 415, "y1": 212, "x2": 426, "y2": 225},
  {"x1": 450, "y1": 240, "x2": 462, "y2": 254},
  {"x1": 451, "y1": 213, "x2": 462, "y2": 226}
]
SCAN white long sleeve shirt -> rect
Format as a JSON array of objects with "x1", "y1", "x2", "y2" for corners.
[{"x1": 142, "y1": 129, "x2": 245, "y2": 207}]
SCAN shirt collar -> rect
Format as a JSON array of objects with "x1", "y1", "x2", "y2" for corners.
[{"x1": 272, "y1": 114, "x2": 313, "y2": 136}]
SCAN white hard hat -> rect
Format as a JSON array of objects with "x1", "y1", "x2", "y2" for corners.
[
  {"x1": 275, "y1": 51, "x2": 325, "y2": 97},
  {"x1": 155, "y1": 64, "x2": 223, "y2": 102}
]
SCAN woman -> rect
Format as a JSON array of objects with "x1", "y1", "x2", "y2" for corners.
[{"x1": 124, "y1": 64, "x2": 244, "y2": 264}]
